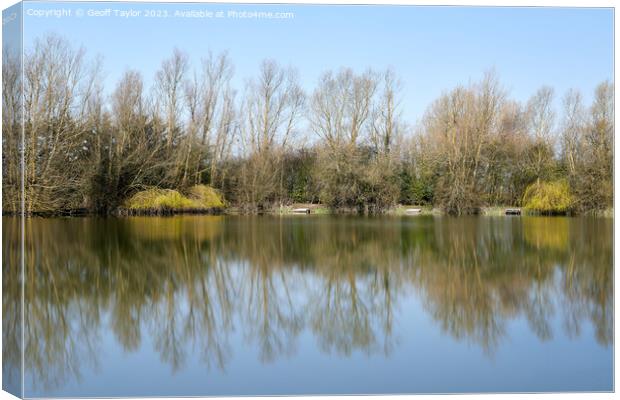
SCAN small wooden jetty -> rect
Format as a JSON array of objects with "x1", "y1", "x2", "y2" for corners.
[
  {"x1": 405, "y1": 208, "x2": 422, "y2": 215},
  {"x1": 292, "y1": 208, "x2": 311, "y2": 214},
  {"x1": 505, "y1": 208, "x2": 521, "y2": 215}
]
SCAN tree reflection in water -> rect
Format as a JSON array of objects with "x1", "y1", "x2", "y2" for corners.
[{"x1": 2, "y1": 215, "x2": 612, "y2": 391}]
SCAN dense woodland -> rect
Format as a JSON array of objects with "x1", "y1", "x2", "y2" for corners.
[{"x1": 2, "y1": 35, "x2": 614, "y2": 215}]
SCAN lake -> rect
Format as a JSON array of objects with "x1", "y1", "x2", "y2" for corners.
[{"x1": 2, "y1": 215, "x2": 613, "y2": 397}]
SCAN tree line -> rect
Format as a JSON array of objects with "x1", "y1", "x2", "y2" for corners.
[{"x1": 2, "y1": 34, "x2": 614, "y2": 215}]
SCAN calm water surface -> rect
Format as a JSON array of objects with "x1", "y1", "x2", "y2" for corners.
[{"x1": 2, "y1": 215, "x2": 613, "y2": 396}]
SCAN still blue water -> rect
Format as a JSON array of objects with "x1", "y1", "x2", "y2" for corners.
[{"x1": 2, "y1": 215, "x2": 613, "y2": 396}]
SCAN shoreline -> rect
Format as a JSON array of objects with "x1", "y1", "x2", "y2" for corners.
[{"x1": 3, "y1": 205, "x2": 614, "y2": 218}]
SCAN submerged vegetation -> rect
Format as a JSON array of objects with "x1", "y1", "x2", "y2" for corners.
[{"x1": 1, "y1": 35, "x2": 614, "y2": 216}]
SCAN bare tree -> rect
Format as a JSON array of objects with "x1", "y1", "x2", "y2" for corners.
[
  {"x1": 310, "y1": 68, "x2": 377, "y2": 149},
  {"x1": 524, "y1": 86, "x2": 556, "y2": 185},
  {"x1": 22, "y1": 35, "x2": 98, "y2": 213},
  {"x1": 421, "y1": 71, "x2": 505, "y2": 214},
  {"x1": 369, "y1": 68, "x2": 402, "y2": 155},
  {"x1": 86, "y1": 69, "x2": 169, "y2": 211},
  {"x1": 2, "y1": 47, "x2": 22, "y2": 213},
  {"x1": 155, "y1": 48, "x2": 189, "y2": 151},
  {"x1": 571, "y1": 81, "x2": 614, "y2": 211},
  {"x1": 560, "y1": 89, "x2": 586, "y2": 176},
  {"x1": 198, "y1": 51, "x2": 236, "y2": 187},
  {"x1": 238, "y1": 60, "x2": 305, "y2": 209},
  {"x1": 309, "y1": 68, "x2": 385, "y2": 210}
]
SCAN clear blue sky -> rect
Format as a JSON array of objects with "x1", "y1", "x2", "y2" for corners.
[{"x1": 18, "y1": 2, "x2": 615, "y2": 124}]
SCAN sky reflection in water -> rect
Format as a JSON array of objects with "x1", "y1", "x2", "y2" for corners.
[{"x1": 2, "y1": 215, "x2": 613, "y2": 396}]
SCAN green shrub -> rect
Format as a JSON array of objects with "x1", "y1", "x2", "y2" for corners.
[
  {"x1": 155, "y1": 191, "x2": 194, "y2": 209},
  {"x1": 187, "y1": 185, "x2": 225, "y2": 209},
  {"x1": 125, "y1": 188, "x2": 193, "y2": 211},
  {"x1": 522, "y1": 180, "x2": 572, "y2": 215},
  {"x1": 124, "y1": 185, "x2": 225, "y2": 213}
]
